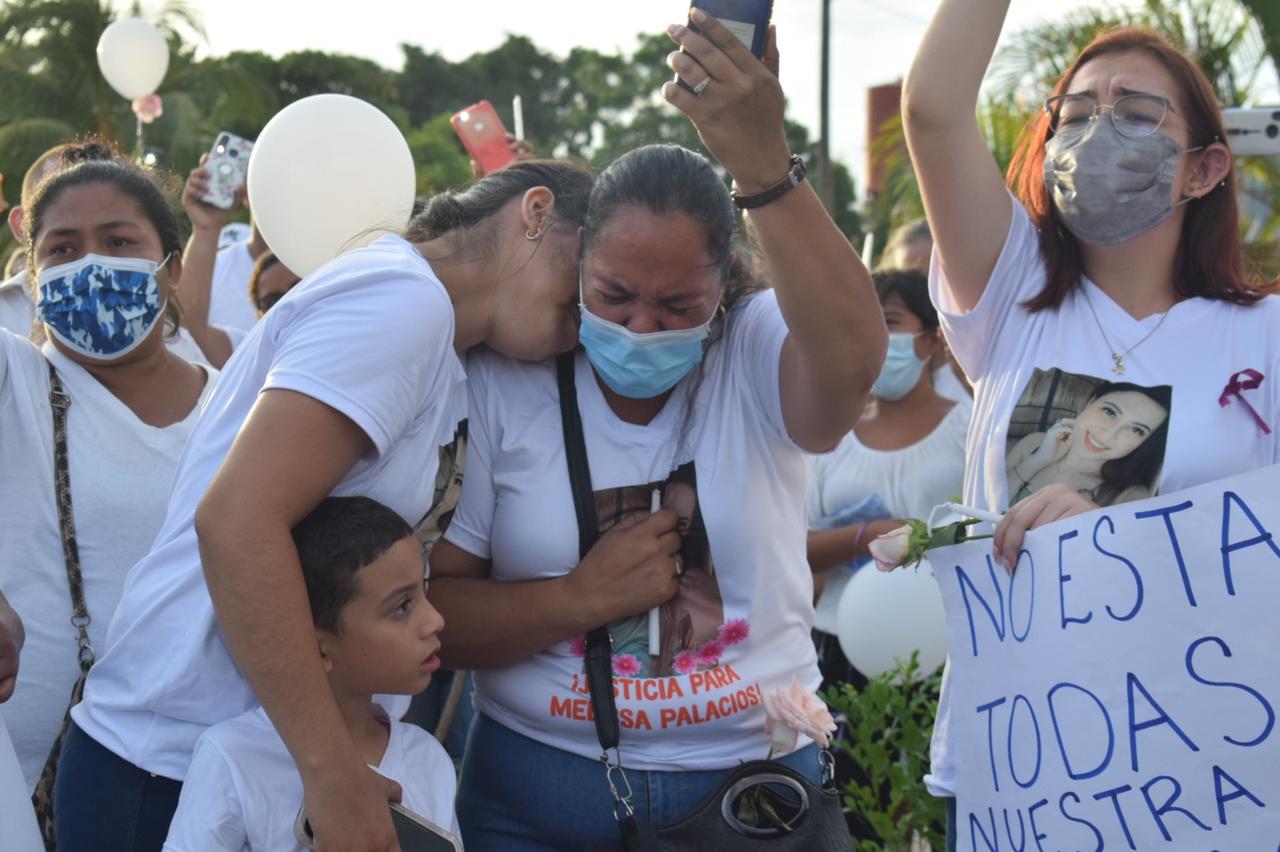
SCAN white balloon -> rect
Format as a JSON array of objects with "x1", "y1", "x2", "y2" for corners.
[
  {"x1": 836, "y1": 559, "x2": 949, "y2": 679},
  {"x1": 248, "y1": 94, "x2": 416, "y2": 277},
  {"x1": 96, "y1": 18, "x2": 169, "y2": 100}
]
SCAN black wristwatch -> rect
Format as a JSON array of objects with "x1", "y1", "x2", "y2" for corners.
[{"x1": 731, "y1": 155, "x2": 807, "y2": 210}]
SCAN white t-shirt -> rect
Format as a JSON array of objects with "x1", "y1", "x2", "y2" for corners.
[
  {"x1": 163, "y1": 707, "x2": 459, "y2": 852},
  {"x1": 208, "y1": 241, "x2": 258, "y2": 333},
  {"x1": 0, "y1": 716, "x2": 43, "y2": 852},
  {"x1": 0, "y1": 272, "x2": 33, "y2": 337},
  {"x1": 222, "y1": 324, "x2": 250, "y2": 352},
  {"x1": 73, "y1": 235, "x2": 468, "y2": 780},
  {"x1": 807, "y1": 396, "x2": 971, "y2": 634},
  {"x1": 924, "y1": 193, "x2": 1280, "y2": 796},
  {"x1": 933, "y1": 363, "x2": 970, "y2": 403},
  {"x1": 0, "y1": 333, "x2": 214, "y2": 789},
  {"x1": 445, "y1": 290, "x2": 820, "y2": 772}
]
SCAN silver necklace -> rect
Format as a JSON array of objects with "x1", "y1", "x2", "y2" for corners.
[{"x1": 1080, "y1": 286, "x2": 1171, "y2": 376}]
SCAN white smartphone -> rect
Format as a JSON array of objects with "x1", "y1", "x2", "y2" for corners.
[
  {"x1": 200, "y1": 131, "x2": 254, "y2": 209},
  {"x1": 1223, "y1": 107, "x2": 1280, "y2": 157},
  {"x1": 294, "y1": 802, "x2": 462, "y2": 852}
]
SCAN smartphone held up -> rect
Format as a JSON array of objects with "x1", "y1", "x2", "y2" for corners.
[
  {"x1": 674, "y1": 0, "x2": 774, "y2": 91},
  {"x1": 200, "y1": 131, "x2": 254, "y2": 210},
  {"x1": 451, "y1": 100, "x2": 516, "y2": 177}
]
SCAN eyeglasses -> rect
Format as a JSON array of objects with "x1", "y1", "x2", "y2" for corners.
[{"x1": 1044, "y1": 93, "x2": 1173, "y2": 140}]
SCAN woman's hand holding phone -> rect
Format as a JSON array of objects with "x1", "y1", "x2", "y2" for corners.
[
  {"x1": 470, "y1": 134, "x2": 535, "y2": 180},
  {"x1": 661, "y1": 10, "x2": 790, "y2": 194},
  {"x1": 183, "y1": 154, "x2": 243, "y2": 233}
]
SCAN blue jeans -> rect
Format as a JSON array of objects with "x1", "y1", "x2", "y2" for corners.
[
  {"x1": 946, "y1": 796, "x2": 957, "y2": 852},
  {"x1": 457, "y1": 712, "x2": 823, "y2": 851},
  {"x1": 53, "y1": 721, "x2": 183, "y2": 852}
]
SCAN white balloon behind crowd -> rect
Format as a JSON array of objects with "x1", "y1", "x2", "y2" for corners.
[
  {"x1": 248, "y1": 94, "x2": 416, "y2": 277},
  {"x1": 96, "y1": 18, "x2": 169, "y2": 100},
  {"x1": 836, "y1": 559, "x2": 948, "y2": 679}
]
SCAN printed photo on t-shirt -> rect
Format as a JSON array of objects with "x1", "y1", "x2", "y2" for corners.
[
  {"x1": 588, "y1": 461, "x2": 732, "y2": 678},
  {"x1": 1005, "y1": 369, "x2": 1172, "y2": 508},
  {"x1": 413, "y1": 420, "x2": 467, "y2": 559}
]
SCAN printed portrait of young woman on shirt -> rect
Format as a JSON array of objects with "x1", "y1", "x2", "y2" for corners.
[
  {"x1": 1005, "y1": 369, "x2": 1172, "y2": 507},
  {"x1": 586, "y1": 462, "x2": 728, "y2": 679}
]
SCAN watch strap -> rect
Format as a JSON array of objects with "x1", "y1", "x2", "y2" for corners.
[{"x1": 732, "y1": 155, "x2": 806, "y2": 210}]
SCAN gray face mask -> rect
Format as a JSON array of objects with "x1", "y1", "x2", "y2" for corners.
[{"x1": 1042, "y1": 119, "x2": 1198, "y2": 246}]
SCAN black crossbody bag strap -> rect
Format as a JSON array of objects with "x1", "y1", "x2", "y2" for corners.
[
  {"x1": 556, "y1": 353, "x2": 656, "y2": 850},
  {"x1": 555, "y1": 347, "x2": 624, "y2": 747},
  {"x1": 555, "y1": 352, "x2": 621, "y2": 749}
]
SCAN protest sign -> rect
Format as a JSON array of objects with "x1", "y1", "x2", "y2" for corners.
[{"x1": 932, "y1": 464, "x2": 1280, "y2": 851}]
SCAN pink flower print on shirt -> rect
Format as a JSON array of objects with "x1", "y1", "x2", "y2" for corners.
[
  {"x1": 673, "y1": 650, "x2": 699, "y2": 675},
  {"x1": 717, "y1": 618, "x2": 750, "y2": 646},
  {"x1": 612, "y1": 653, "x2": 641, "y2": 678},
  {"x1": 695, "y1": 640, "x2": 726, "y2": 667},
  {"x1": 568, "y1": 634, "x2": 586, "y2": 657}
]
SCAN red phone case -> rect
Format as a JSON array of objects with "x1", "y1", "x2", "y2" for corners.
[{"x1": 451, "y1": 101, "x2": 515, "y2": 176}]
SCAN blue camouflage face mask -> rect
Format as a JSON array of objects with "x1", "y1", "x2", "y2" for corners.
[
  {"x1": 577, "y1": 263, "x2": 716, "y2": 399},
  {"x1": 872, "y1": 332, "x2": 927, "y2": 400},
  {"x1": 35, "y1": 252, "x2": 170, "y2": 360}
]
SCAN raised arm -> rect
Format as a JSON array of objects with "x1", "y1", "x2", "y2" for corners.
[
  {"x1": 664, "y1": 14, "x2": 886, "y2": 452},
  {"x1": 177, "y1": 159, "x2": 236, "y2": 368},
  {"x1": 901, "y1": 0, "x2": 1014, "y2": 312}
]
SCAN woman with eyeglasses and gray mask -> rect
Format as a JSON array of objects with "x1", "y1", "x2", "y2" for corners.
[{"x1": 902, "y1": 1, "x2": 1279, "y2": 847}]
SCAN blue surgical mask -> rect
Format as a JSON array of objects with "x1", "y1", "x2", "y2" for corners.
[
  {"x1": 36, "y1": 252, "x2": 171, "y2": 360},
  {"x1": 577, "y1": 265, "x2": 716, "y2": 399},
  {"x1": 872, "y1": 332, "x2": 927, "y2": 401}
]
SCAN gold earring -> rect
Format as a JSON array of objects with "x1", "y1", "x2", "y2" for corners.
[{"x1": 525, "y1": 227, "x2": 541, "y2": 240}]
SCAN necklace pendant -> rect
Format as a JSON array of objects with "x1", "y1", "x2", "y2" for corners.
[{"x1": 1112, "y1": 354, "x2": 1125, "y2": 375}]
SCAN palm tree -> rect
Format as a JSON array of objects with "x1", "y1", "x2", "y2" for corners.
[{"x1": 1237, "y1": 0, "x2": 1280, "y2": 88}]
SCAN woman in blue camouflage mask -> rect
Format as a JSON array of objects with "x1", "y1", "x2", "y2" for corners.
[{"x1": 1, "y1": 146, "x2": 213, "y2": 809}]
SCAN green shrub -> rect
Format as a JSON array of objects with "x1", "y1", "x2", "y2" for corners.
[{"x1": 823, "y1": 654, "x2": 947, "y2": 852}]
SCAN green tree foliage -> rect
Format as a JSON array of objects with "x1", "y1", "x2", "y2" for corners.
[
  {"x1": 1239, "y1": 0, "x2": 1280, "y2": 85},
  {"x1": 1, "y1": 4, "x2": 865, "y2": 269}
]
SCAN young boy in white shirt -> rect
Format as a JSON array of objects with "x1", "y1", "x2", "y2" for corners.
[{"x1": 164, "y1": 497, "x2": 459, "y2": 851}]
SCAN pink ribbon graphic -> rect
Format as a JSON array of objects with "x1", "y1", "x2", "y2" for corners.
[{"x1": 1219, "y1": 369, "x2": 1272, "y2": 435}]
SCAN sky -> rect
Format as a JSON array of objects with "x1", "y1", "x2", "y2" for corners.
[{"x1": 152, "y1": 0, "x2": 1270, "y2": 191}]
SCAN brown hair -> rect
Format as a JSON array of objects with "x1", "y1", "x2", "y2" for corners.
[{"x1": 1005, "y1": 27, "x2": 1267, "y2": 312}]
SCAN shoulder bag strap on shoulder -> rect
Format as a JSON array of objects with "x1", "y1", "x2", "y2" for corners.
[
  {"x1": 555, "y1": 352, "x2": 621, "y2": 752},
  {"x1": 46, "y1": 361, "x2": 93, "y2": 671}
]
